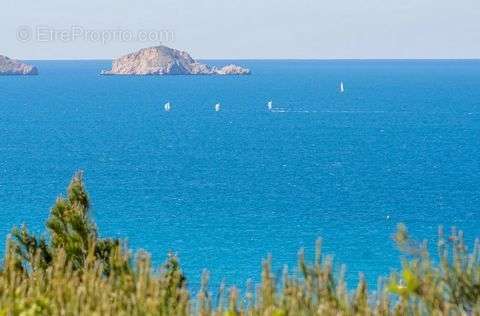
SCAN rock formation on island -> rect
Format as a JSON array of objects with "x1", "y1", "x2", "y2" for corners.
[
  {"x1": 101, "y1": 46, "x2": 250, "y2": 75},
  {"x1": 0, "y1": 55, "x2": 38, "y2": 75}
]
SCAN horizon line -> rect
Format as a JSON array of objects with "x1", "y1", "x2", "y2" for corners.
[{"x1": 23, "y1": 57, "x2": 480, "y2": 62}]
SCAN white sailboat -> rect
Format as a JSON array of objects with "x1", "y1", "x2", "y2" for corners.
[
  {"x1": 164, "y1": 102, "x2": 171, "y2": 112},
  {"x1": 214, "y1": 103, "x2": 221, "y2": 112},
  {"x1": 267, "y1": 101, "x2": 273, "y2": 111},
  {"x1": 340, "y1": 81, "x2": 345, "y2": 93}
]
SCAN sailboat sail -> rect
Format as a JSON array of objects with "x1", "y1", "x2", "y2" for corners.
[{"x1": 164, "y1": 102, "x2": 171, "y2": 111}]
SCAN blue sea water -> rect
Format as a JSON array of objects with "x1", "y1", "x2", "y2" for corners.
[{"x1": 1, "y1": 60, "x2": 479, "y2": 290}]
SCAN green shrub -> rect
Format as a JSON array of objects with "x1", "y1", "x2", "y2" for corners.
[{"x1": 0, "y1": 173, "x2": 478, "y2": 315}]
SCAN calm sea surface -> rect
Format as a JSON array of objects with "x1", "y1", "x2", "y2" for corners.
[{"x1": 1, "y1": 60, "x2": 479, "y2": 289}]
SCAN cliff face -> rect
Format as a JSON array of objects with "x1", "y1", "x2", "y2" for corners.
[
  {"x1": 0, "y1": 55, "x2": 38, "y2": 75},
  {"x1": 101, "y1": 46, "x2": 250, "y2": 75}
]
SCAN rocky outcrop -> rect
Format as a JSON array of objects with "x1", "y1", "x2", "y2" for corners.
[
  {"x1": 101, "y1": 46, "x2": 250, "y2": 75},
  {"x1": 215, "y1": 64, "x2": 251, "y2": 75},
  {"x1": 0, "y1": 55, "x2": 38, "y2": 75}
]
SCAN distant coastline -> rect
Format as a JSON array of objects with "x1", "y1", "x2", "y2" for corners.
[{"x1": 0, "y1": 55, "x2": 38, "y2": 75}]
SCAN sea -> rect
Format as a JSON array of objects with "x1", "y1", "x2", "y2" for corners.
[{"x1": 1, "y1": 59, "x2": 479, "y2": 291}]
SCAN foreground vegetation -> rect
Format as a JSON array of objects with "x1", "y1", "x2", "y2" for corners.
[{"x1": 0, "y1": 173, "x2": 479, "y2": 315}]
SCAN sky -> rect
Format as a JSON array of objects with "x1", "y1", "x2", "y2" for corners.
[{"x1": 2, "y1": 0, "x2": 480, "y2": 60}]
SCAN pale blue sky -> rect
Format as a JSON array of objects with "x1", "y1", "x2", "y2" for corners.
[{"x1": 2, "y1": 0, "x2": 480, "y2": 59}]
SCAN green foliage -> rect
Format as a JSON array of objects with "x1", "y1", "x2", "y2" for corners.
[
  {"x1": 1, "y1": 173, "x2": 479, "y2": 315},
  {"x1": 8, "y1": 172, "x2": 122, "y2": 274}
]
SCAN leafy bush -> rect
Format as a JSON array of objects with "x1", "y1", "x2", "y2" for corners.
[{"x1": 0, "y1": 173, "x2": 479, "y2": 315}]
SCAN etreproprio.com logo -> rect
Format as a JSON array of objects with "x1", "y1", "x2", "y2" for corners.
[{"x1": 17, "y1": 25, "x2": 175, "y2": 44}]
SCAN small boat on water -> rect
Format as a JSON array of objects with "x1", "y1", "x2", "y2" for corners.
[
  {"x1": 267, "y1": 101, "x2": 273, "y2": 111},
  {"x1": 214, "y1": 103, "x2": 221, "y2": 112},
  {"x1": 164, "y1": 102, "x2": 171, "y2": 112},
  {"x1": 340, "y1": 82, "x2": 345, "y2": 93}
]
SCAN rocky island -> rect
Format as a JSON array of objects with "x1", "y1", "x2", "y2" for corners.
[
  {"x1": 101, "y1": 46, "x2": 250, "y2": 75},
  {"x1": 0, "y1": 55, "x2": 38, "y2": 75}
]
